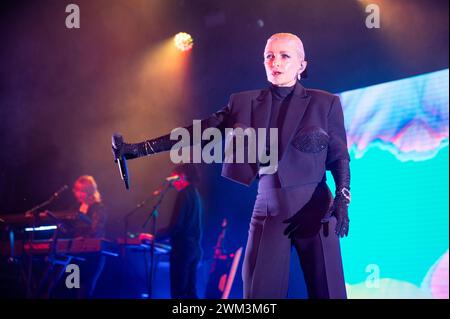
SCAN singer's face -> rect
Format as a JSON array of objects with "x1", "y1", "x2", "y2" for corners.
[{"x1": 264, "y1": 38, "x2": 305, "y2": 87}]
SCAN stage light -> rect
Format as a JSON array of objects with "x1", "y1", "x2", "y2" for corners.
[{"x1": 174, "y1": 32, "x2": 193, "y2": 52}]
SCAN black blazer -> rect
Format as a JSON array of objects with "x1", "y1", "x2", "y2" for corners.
[{"x1": 197, "y1": 82, "x2": 350, "y2": 187}]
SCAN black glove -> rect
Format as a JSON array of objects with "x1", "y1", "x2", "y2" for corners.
[
  {"x1": 111, "y1": 133, "x2": 175, "y2": 162},
  {"x1": 321, "y1": 159, "x2": 351, "y2": 238}
]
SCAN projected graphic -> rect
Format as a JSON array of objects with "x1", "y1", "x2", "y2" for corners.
[
  {"x1": 334, "y1": 69, "x2": 449, "y2": 299},
  {"x1": 340, "y1": 69, "x2": 449, "y2": 161}
]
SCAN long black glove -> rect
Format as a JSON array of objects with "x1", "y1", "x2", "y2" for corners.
[
  {"x1": 111, "y1": 100, "x2": 234, "y2": 162},
  {"x1": 111, "y1": 133, "x2": 176, "y2": 162},
  {"x1": 321, "y1": 159, "x2": 351, "y2": 238}
]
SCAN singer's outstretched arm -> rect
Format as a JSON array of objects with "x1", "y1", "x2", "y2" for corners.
[{"x1": 112, "y1": 102, "x2": 233, "y2": 162}]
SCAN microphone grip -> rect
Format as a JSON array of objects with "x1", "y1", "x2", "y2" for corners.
[
  {"x1": 117, "y1": 156, "x2": 130, "y2": 190},
  {"x1": 112, "y1": 133, "x2": 130, "y2": 190}
]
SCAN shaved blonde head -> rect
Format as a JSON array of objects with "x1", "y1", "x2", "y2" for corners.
[
  {"x1": 263, "y1": 32, "x2": 308, "y2": 86},
  {"x1": 266, "y1": 33, "x2": 305, "y2": 60}
]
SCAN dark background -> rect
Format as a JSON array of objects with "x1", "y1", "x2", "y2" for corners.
[{"x1": 0, "y1": 0, "x2": 448, "y2": 298}]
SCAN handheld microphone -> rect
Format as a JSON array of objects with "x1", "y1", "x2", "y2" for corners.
[{"x1": 112, "y1": 133, "x2": 130, "y2": 190}]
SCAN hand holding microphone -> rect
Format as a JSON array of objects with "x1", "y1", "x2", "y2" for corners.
[
  {"x1": 112, "y1": 133, "x2": 130, "y2": 190},
  {"x1": 111, "y1": 131, "x2": 180, "y2": 190},
  {"x1": 111, "y1": 133, "x2": 141, "y2": 162},
  {"x1": 111, "y1": 133, "x2": 165, "y2": 190},
  {"x1": 111, "y1": 133, "x2": 173, "y2": 162}
]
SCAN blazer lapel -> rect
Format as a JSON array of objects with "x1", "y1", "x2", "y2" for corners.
[
  {"x1": 250, "y1": 89, "x2": 271, "y2": 162},
  {"x1": 251, "y1": 88, "x2": 271, "y2": 130},
  {"x1": 251, "y1": 88, "x2": 272, "y2": 136},
  {"x1": 279, "y1": 83, "x2": 311, "y2": 158}
]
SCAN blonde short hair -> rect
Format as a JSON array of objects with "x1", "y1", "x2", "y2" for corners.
[{"x1": 267, "y1": 33, "x2": 306, "y2": 60}]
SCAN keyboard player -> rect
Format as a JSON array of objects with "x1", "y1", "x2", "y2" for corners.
[{"x1": 43, "y1": 175, "x2": 107, "y2": 298}]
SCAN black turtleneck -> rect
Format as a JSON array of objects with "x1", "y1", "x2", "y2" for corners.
[
  {"x1": 271, "y1": 83, "x2": 296, "y2": 101},
  {"x1": 265, "y1": 83, "x2": 296, "y2": 156}
]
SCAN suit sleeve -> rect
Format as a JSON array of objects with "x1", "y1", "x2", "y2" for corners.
[
  {"x1": 181, "y1": 94, "x2": 234, "y2": 144},
  {"x1": 141, "y1": 95, "x2": 235, "y2": 153},
  {"x1": 326, "y1": 95, "x2": 350, "y2": 169},
  {"x1": 201, "y1": 95, "x2": 234, "y2": 132}
]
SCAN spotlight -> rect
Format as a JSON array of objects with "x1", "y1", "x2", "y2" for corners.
[{"x1": 174, "y1": 32, "x2": 193, "y2": 52}]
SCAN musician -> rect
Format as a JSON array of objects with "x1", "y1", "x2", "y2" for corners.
[
  {"x1": 42, "y1": 175, "x2": 107, "y2": 298},
  {"x1": 163, "y1": 164, "x2": 204, "y2": 299},
  {"x1": 69, "y1": 175, "x2": 107, "y2": 298},
  {"x1": 70, "y1": 175, "x2": 106, "y2": 239}
]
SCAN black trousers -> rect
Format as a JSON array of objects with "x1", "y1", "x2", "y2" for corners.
[
  {"x1": 170, "y1": 246, "x2": 201, "y2": 299},
  {"x1": 242, "y1": 180, "x2": 347, "y2": 299}
]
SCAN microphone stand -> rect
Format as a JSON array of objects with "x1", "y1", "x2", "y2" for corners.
[
  {"x1": 123, "y1": 196, "x2": 154, "y2": 256},
  {"x1": 120, "y1": 195, "x2": 154, "y2": 298},
  {"x1": 22, "y1": 186, "x2": 68, "y2": 298},
  {"x1": 37, "y1": 211, "x2": 65, "y2": 298},
  {"x1": 141, "y1": 181, "x2": 173, "y2": 299}
]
